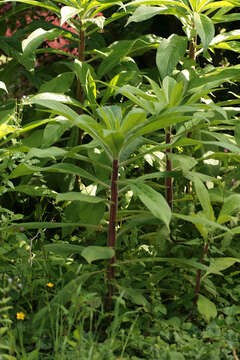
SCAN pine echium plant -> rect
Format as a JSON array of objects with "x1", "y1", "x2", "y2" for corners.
[
  {"x1": 122, "y1": 2, "x2": 240, "y2": 313},
  {"x1": 8, "y1": 46, "x2": 223, "y2": 305},
  {"x1": 126, "y1": 0, "x2": 240, "y2": 213},
  {"x1": 17, "y1": 82, "x2": 177, "y2": 305},
  {"x1": 9, "y1": 51, "x2": 239, "y2": 312},
  {"x1": 2, "y1": 46, "x2": 240, "y2": 316},
  {"x1": 1, "y1": 0, "x2": 240, "y2": 325},
  {"x1": 116, "y1": 34, "x2": 240, "y2": 314}
]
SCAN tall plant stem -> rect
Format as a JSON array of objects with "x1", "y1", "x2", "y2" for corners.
[
  {"x1": 77, "y1": 27, "x2": 85, "y2": 105},
  {"x1": 165, "y1": 127, "x2": 173, "y2": 211},
  {"x1": 189, "y1": 28, "x2": 209, "y2": 309},
  {"x1": 189, "y1": 23, "x2": 197, "y2": 61},
  {"x1": 189, "y1": 39, "x2": 196, "y2": 61},
  {"x1": 107, "y1": 159, "x2": 119, "y2": 306},
  {"x1": 194, "y1": 241, "x2": 209, "y2": 305},
  {"x1": 77, "y1": 26, "x2": 85, "y2": 144},
  {"x1": 187, "y1": 30, "x2": 196, "y2": 140}
]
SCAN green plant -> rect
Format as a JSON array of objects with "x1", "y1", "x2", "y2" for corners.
[{"x1": 1, "y1": 0, "x2": 240, "y2": 357}]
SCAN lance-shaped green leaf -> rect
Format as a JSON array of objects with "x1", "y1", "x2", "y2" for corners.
[
  {"x1": 211, "y1": 12, "x2": 240, "y2": 23},
  {"x1": 167, "y1": 153, "x2": 197, "y2": 171},
  {"x1": 102, "y1": 129, "x2": 125, "y2": 159},
  {"x1": 25, "y1": 147, "x2": 67, "y2": 160},
  {"x1": 217, "y1": 194, "x2": 240, "y2": 224},
  {"x1": 97, "y1": 105, "x2": 122, "y2": 130},
  {"x1": 131, "y1": 182, "x2": 171, "y2": 230},
  {"x1": 203, "y1": 257, "x2": 240, "y2": 278},
  {"x1": 126, "y1": 5, "x2": 168, "y2": 25},
  {"x1": 81, "y1": 246, "x2": 114, "y2": 264},
  {"x1": 42, "y1": 120, "x2": 72, "y2": 148},
  {"x1": 162, "y1": 76, "x2": 177, "y2": 104},
  {"x1": 60, "y1": 6, "x2": 82, "y2": 26},
  {"x1": 128, "y1": 34, "x2": 163, "y2": 56},
  {"x1": 28, "y1": 96, "x2": 80, "y2": 121},
  {"x1": 197, "y1": 294, "x2": 217, "y2": 323},
  {"x1": 39, "y1": 73, "x2": 74, "y2": 94},
  {"x1": 192, "y1": 176, "x2": 215, "y2": 221},
  {"x1": 44, "y1": 243, "x2": 83, "y2": 257},
  {"x1": 96, "y1": 35, "x2": 161, "y2": 79},
  {"x1": 173, "y1": 213, "x2": 227, "y2": 232},
  {"x1": 88, "y1": 0, "x2": 126, "y2": 17},
  {"x1": 21, "y1": 28, "x2": 62, "y2": 70},
  {"x1": 0, "y1": 0, "x2": 60, "y2": 13},
  {"x1": 120, "y1": 108, "x2": 147, "y2": 133},
  {"x1": 162, "y1": 76, "x2": 185, "y2": 106},
  {"x1": 156, "y1": 34, "x2": 188, "y2": 80},
  {"x1": 127, "y1": 0, "x2": 190, "y2": 11},
  {"x1": 187, "y1": 66, "x2": 240, "y2": 102},
  {"x1": 127, "y1": 4, "x2": 187, "y2": 26},
  {"x1": 203, "y1": 0, "x2": 237, "y2": 12},
  {"x1": 200, "y1": 131, "x2": 240, "y2": 154},
  {"x1": 210, "y1": 29, "x2": 240, "y2": 46},
  {"x1": 213, "y1": 41, "x2": 240, "y2": 53},
  {"x1": 56, "y1": 192, "x2": 106, "y2": 203},
  {"x1": 0, "y1": 81, "x2": 8, "y2": 94},
  {"x1": 26, "y1": 92, "x2": 86, "y2": 109},
  {"x1": 27, "y1": 96, "x2": 107, "y2": 148},
  {"x1": 116, "y1": 85, "x2": 157, "y2": 114},
  {"x1": 74, "y1": 60, "x2": 97, "y2": 106},
  {"x1": 193, "y1": 13, "x2": 215, "y2": 52},
  {"x1": 13, "y1": 185, "x2": 57, "y2": 198},
  {"x1": 97, "y1": 40, "x2": 134, "y2": 78},
  {"x1": 129, "y1": 107, "x2": 194, "y2": 138},
  {"x1": 82, "y1": 16, "x2": 106, "y2": 30},
  {"x1": 27, "y1": 96, "x2": 142, "y2": 159},
  {"x1": 9, "y1": 163, "x2": 109, "y2": 188}
]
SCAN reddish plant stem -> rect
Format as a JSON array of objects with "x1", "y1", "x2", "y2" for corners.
[
  {"x1": 194, "y1": 241, "x2": 209, "y2": 305},
  {"x1": 77, "y1": 28, "x2": 85, "y2": 105},
  {"x1": 107, "y1": 159, "x2": 119, "y2": 303},
  {"x1": 165, "y1": 127, "x2": 173, "y2": 211},
  {"x1": 187, "y1": 31, "x2": 196, "y2": 139},
  {"x1": 77, "y1": 27, "x2": 85, "y2": 144}
]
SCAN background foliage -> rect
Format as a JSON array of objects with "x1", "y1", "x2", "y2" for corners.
[{"x1": 0, "y1": 0, "x2": 240, "y2": 358}]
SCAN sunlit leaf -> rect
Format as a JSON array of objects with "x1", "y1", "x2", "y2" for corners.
[
  {"x1": 205, "y1": 257, "x2": 240, "y2": 277},
  {"x1": 126, "y1": 5, "x2": 166, "y2": 25},
  {"x1": 217, "y1": 194, "x2": 240, "y2": 224},
  {"x1": 21, "y1": 28, "x2": 61, "y2": 70},
  {"x1": 194, "y1": 13, "x2": 215, "y2": 52},
  {"x1": 39, "y1": 73, "x2": 74, "y2": 94},
  {"x1": 192, "y1": 176, "x2": 215, "y2": 221},
  {"x1": 197, "y1": 294, "x2": 217, "y2": 322},
  {"x1": 60, "y1": 6, "x2": 82, "y2": 26},
  {"x1": 131, "y1": 182, "x2": 171, "y2": 230},
  {"x1": 156, "y1": 34, "x2": 187, "y2": 80},
  {"x1": 81, "y1": 246, "x2": 114, "y2": 263},
  {"x1": 0, "y1": 81, "x2": 8, "y2": 94}
]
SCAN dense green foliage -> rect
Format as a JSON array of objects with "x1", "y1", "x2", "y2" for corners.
[{"x1": 0, "y1": 0, "x2": 240, "y2": 358}]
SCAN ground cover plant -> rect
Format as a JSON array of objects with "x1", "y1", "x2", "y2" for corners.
[{"x1": 0, "y1": 0, "x2": 240, "y2": 358}]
